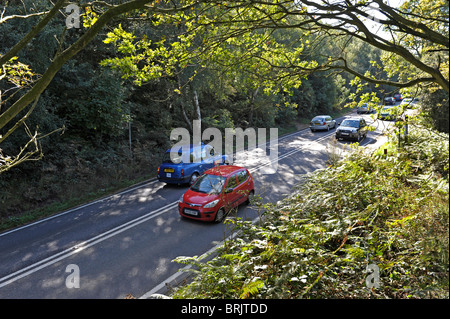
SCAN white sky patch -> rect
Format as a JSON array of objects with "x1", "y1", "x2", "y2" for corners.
[
  {"x1": 303, "y1": 0, "x2": 406, "y2": 40},
  {"x1": 361, "y1": 0, "x2": 406, "y2": 40}
]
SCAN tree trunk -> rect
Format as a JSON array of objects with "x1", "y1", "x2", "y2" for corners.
[
  {"x1": 176, "y1": 75, "x2": 193, "y2": 132},
  {"x1": 249, "y1": 86, "x2": 259, "y2": 127},
  {"x1": 180, "y1": 102, "x2": 193, "y2": 132},
  {"x1": 193, "y1": 89, "x2": 201, "y2": 123},
  {"x1": 0, "y1": 0, "x2": 154, "y2": 131},
  {"x1": 0, "y1": 0, "x2": 66, "y2": 67}
]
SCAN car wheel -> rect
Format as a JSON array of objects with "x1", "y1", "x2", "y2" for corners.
[
  {"x1": 214, "y1": 208, "x2": 226, "y2": 223},
  {"x1": 246, "y1": 190, "x2": 255, "y2": 205},
  {"x1": 189, "y1": 172, "x2": 199, "y2": 185}
]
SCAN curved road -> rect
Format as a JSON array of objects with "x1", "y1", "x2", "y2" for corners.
[{"x1": 0, "y1": 112, "x2": 392, "y2": 298}]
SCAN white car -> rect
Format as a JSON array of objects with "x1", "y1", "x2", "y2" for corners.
[
  {"x1": 378, "y1": 105, "x2": 403, "y2": 120},
  {"x1": 401, "y1": 98, "x2": 413, "y2": 106},
  {"x1": 309, "y1": 115, "x2": 337, "y2": 132},
  {"x1": 401, "y1": 98, "x2": 420, "y2": 108}
]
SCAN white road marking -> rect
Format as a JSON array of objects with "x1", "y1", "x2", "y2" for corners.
[
  {"x1": 0, "y1": 118, "x2": 354, "y2": 290},
  {"x1": 140, "y1": 131, "x2": 339, "y2": 298},
  {"x1": 0, "y1": 201, "x2": 177, "y2": 288},
  {"x1": 0, "y1": 179, "x2": 159, "y2": 238}
]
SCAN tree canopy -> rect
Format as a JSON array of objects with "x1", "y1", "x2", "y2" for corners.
[
  {"x1": 0, "y1": 0, "x2": 448, "y2": 173},
  {"x1": 99, "y1": 0, "x2": 448, "y2": 93}
]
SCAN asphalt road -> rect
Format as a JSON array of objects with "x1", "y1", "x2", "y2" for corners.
[{"x1": 0, "y1": 111, "x2": 393, "y2": 299}]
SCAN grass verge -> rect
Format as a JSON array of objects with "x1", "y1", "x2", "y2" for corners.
[{"x1": 0, "y1": 173, "x2": 153, "y2": 233}]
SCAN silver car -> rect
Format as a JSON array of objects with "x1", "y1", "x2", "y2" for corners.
[
  {"x1": 357, "y1": 103, "x2": 371, "y2": 114},
  {"x1": 378, "y1": 105, "x2": 403, "y2": 120},
  {"x1": 310, "y1": 115, "x2": 337, "y2": 132}
]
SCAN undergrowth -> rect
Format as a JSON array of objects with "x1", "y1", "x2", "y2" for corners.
[{"x1": 172, "y1": 126, "x2": 449, "y2": 299}]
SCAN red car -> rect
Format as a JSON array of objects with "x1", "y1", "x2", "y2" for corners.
[{"x1": 178, "y1": 165, "x2": 255, "y2": 222}]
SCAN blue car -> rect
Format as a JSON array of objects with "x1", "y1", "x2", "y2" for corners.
[{"x1": 157, "y1": 143, "x2": 230, "y2": 185}]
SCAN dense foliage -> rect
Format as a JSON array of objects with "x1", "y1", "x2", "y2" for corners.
[
  {"x1": 172, "y1": 126, "x2": 449, "y2": 298},
  {"x1": 0, "y1": 1, "x2": 385, "y2": 223},
  {"x1": 0, "y1": 0, "x2": 448, "y2": 298}
]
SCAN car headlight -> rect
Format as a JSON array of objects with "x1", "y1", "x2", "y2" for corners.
[
  {"x1": 204, "y1": 199, "x2": 219, "y2": 208},
  {"x1": 178, "y1": 194, "x2": 184, "y2": 204}
]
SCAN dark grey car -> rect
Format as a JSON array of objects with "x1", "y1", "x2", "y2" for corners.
[{"x1": 335, "y1": 117, "x2": 368, "y2": 142}]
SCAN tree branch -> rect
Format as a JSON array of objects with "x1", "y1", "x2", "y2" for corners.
[
  {"x1": 0, "y1": 0, "x2": 201, "y2": 132},
  {"x1": 0, "y1": 10, "x2": 50, "y2": 25},
  {"x1": 0, "y1": 0, "x2": 67, "y2": 67},
  {"x1": 200, "y1": 0, "x2": 449, "y2": 92}
]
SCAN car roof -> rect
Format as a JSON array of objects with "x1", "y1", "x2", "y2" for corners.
[
  {"x1": 344, "y1": 117, "x2": 364, "y2": 121},
  {"x1": 203, "y1": 165, "x2": 247, "y2": 177},
  {"x1": 165, "y1": 143, "x2": 207, "y2": 153}
]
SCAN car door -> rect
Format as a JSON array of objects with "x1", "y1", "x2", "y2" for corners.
[
  {"x1": 235, "y1": 170, "x2": 251, "y2": 205},
  {"x1": 360, "y1": 119, "x2": 367, "y2": 136},
  {"x1": 327, "y1": 116, "x2": 335, "y2": 128},
  {"x1": 223, "y1": 173, "x2": 239, "y2": 210}
]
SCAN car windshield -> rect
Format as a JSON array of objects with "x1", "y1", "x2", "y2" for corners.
[
  {"x1": 312, "y1": 117, "x2": 324, "y2": 122},
  {"x1": 340, "y1": 119, "x2": 359, "y2": 128},
  {"x1": 162, "y1": 147, "x2": 204, "y2": 164},
  {"x1": 190, "y1": 174, "x2": 226, "y2": 195},
  {"x1": 163, "y1": 151, "x2": 182, "y2": 164}
]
